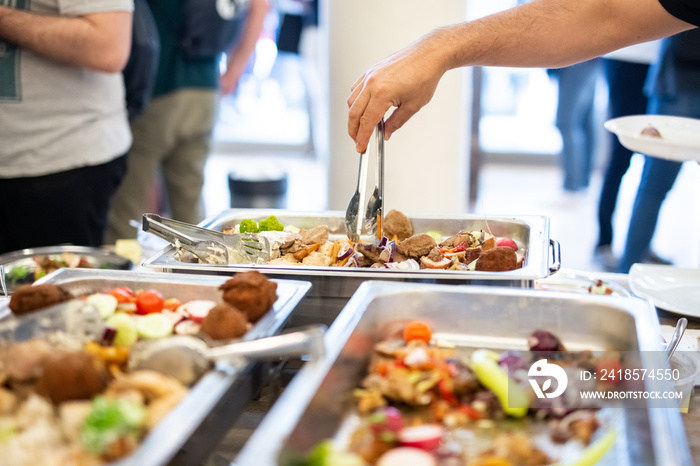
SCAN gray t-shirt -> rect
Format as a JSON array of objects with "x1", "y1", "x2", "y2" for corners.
[{"x1": 0, "y1": 0, "x2": 134, "y2": 178}]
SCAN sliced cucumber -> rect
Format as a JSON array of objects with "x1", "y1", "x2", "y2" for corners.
[
  {"x1": 87, "y1": 293, "x2": 119, "y2": 319},
  {"x1": 106, "y1": 313, "x2": 139, "y2": 347},
  {"x1": 136, "y1": 313, "x2": 174, "y2": 340}
]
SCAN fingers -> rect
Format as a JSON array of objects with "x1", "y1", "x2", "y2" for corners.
[
  {"x1": 348, "y1": 84, "x2": 370, "y2": 150},
  {"x1": 354, "y1": 98, "x2": 390, "y2": 154},
  {"x1": 384, "y1": 104, "x2": 418, "y2": 141}
]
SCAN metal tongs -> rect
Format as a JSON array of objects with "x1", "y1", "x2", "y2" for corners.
[
  {"x1": 345, "y1": 119, "x2": 385, "y2": 243},
  {"x1": 142, "y1": 213, "x2": 271, "y2": 265}
]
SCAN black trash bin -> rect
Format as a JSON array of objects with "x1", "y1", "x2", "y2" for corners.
[{"x1": 228, "y1": 168, "x2": 288, "y2": 209}]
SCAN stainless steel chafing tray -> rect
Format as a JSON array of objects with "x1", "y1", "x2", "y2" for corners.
[
  {"x1": 2, "y1": 268, "x2": 312, "y2": 466},
  {"x1": 234, "y1": 281, "x2": 691, "y2": 466},
  {"x1": 143, "y1": 209, "x2": 561, "y2": 326}
]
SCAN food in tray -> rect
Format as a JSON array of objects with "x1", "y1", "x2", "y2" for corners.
[
  {"x1": 211, "y1": 212, "x2": 524, "y2": 272},
  {"x1": 0, "y1": 324, "x2": 189, "y2": 464},
  {"x1": 8, "y1": 271, "x2": 278, "y2": 343},
  {"x1": 0, "y1": 271, "x2": 280, "y2": 464},
  {"x1": 305, "y1": 323, "x2": 616, "y2": 466},
  {"x1": 4, "y1": 251, "x2": 125, "y2": 291}
]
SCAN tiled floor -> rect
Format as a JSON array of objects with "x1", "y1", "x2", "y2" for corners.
[{"x1": 203, "y1": 151, "x2": 700, "y2": 273}]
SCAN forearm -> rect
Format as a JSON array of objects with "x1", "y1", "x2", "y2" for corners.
[
  {"x1": 436, "y1": 0, "x2": 694, "y2": 71},
  {"x1": 225, "y1": 0, "x2": 269, "y2": 76},
  {"x1": 0, "y1": 7, "x2": 131, "y2": 73}
]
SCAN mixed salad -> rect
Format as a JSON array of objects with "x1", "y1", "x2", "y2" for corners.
[
  {"x1": 305, "y1": 323, "x2": 618, "y2": 466},
  {"x1": 0, "y1": 271, "x2": 278, "y2": 464}
]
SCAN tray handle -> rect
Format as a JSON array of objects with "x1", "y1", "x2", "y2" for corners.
[{"x1": 548, "y1": 239, "x2": 561, "y2": 275}]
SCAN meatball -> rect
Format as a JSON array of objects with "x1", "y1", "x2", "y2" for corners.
[
  {"x1": 383, "y1": 210, "x2": 413, "y2": 241},
  {"x1": 396, "y1": 234, "x2": 437, "y2": 260},
  {"x1": 37, "y1": 352, "x2": 108, "y2": 404},
  {"x1": 200, "y1": 304, "x2": 248, "y2": 341},
  {"x1": 475, "y1": 246, "x2": 519, "y2": 272},
  {"x1": 9, "y1": 283, "x2": 72, "y2": 316},
  {"x1": 219, "y1": 270, "x2": 278, "y2": 322}
]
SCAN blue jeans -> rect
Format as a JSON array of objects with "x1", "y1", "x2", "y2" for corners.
[
  {"x1": 596, "y1": 59, "x2": 650, "y2": 248},
  {"x1": 616, "y1": 94, "x2": 699, "y2": 272},
  {"x1": 554, "y1": 59, "x2": 601, "y2": 191}
]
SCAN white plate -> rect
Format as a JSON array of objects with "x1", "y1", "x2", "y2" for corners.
[
  {"x1": 629, "y1": 264, "x2": 700, "y2": 317},
  {"x1": 604, "y1": 114, "x2": 700, "y2": 162},
  {"x1": 535, "y1": 271, "x2": 631, "y2": 297}
]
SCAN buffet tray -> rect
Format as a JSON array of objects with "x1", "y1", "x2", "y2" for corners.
[
  {"x1": 5, "y1": 268, "x2": 311, "y2": 466},
  {"x1": 0, "y1": 245, "x2": 133, "y2": 294},
  {"x1": 234, "y1": 281, "x2": 692, "y2": 466},
  {"x1": 143, "y1": 209, "x2": 560, "y2": 326}
]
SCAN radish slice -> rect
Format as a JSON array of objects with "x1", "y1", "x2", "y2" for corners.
[
  {"x1": 176, "y1": 300, "x2": 217, "y2": 323},
  {"x1": 496, "y1": 237, "x2": 518, "y2": 251},
  {"x1": 174, "y1": 319, "x2": 201, "y2": 336},
  {"x1": 377, "y1": 447, "x2": 437, "y2": 466},
  {"x1": 161, "y1": 310, "x2": 186, "y2": 327},
  {"x1": 397, "y1": 425, "x2": 444, "y2": 451}
]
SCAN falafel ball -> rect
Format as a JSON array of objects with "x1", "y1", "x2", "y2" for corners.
[
  {"x1": 9, "y1": 283, "x2": 73, "y2": 316},
  {"x1": 219, "y1": 271, "x2": 277, "y2": 322},
  {"x1": 200, "y1": 303, "x2": 248, "y2": 341},
  {"x1": 383, "y1": 209, "x2": 413, "y2": 241},
  {"x1": 37, "y1": 351, "x2": 108, "y2": 404},
  {"x1": 474, "y1": 246, "x2": 519, "y2": 272}
]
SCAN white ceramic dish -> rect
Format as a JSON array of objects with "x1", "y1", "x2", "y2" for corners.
[
  {"x1": 604, "y1": 115, "x2": 700, "y2": 162},
  {"x1": 629, "y1": 264, "x2": 700, "y2": 317},
  {"x1": 535, "y1": 270, "x2": 631, "y2": 297}
]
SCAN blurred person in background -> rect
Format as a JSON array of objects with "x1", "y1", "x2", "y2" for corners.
[
  {"x1": 105, "y1": 0, "x2": 269, "y2": 243},
  {"x1": 616, "y1": 28, "x2": 700, "y2": 273},
  {"x1": 346, "y1": 0, "x2": 698, "y2": 154},
  {"x1": 0, "y1": 1, "x2": 133, "y2": 255},
  {"x1": 549, "y1": 59, "x2": 602, "y2": 198},
  {"x1": 594, "y1": 41, "x2": 662, "y2": 271}
]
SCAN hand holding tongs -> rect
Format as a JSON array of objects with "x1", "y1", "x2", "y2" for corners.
[
  {"x1": 345, "y1": 120, "x2": 385, "y2": 243},
  {"x1": 142, "y1": 213, "x2": 271, "y2": 265}
]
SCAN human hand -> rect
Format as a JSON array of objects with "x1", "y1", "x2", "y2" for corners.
[
  {"x1": 220, "y1": 67, "x2": 243, "y2": 96},
  {"x1": 347, "y1": 33, "x2": 448, "y2": 153}
]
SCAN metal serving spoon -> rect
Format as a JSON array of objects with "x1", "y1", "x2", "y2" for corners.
[
  {"x1": 129, "y1": 325, "x2": 326, "y2": 386},
  {"x1": 665, "y1": 317, "x2": 688, "y2": 362}
]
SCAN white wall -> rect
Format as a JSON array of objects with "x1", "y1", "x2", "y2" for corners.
[{"x1": 321, "y1": 0, "x2": 471, "y2": 215}]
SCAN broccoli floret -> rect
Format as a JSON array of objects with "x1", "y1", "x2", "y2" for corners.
[
  {"x1": 239, "y1": 219, "x2": 259, "y2": 233},
  {"x1": 258, "y1": 215, "x2": 284, "y2": 232}
]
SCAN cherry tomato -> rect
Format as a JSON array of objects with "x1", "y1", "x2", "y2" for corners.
[
  {"x1": 403, "y1": 320, "x2": 432, "y2": 344},
  {"x1": 136, "y1": 289, "x2": 164, "y2": 315},
  {"x1": 163, "y1": 298, "x2": 182, "y2": 311},
  {"x1": 110, "y1": 286, "x2": 135, "y2": 304}
]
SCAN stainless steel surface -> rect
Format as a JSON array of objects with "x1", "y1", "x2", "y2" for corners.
[
  {"x1": 549, "y1": 238, "x2": 561, "y2": 274},
  {"x1": 363, "y1": 120, "x2": 384, "y2": 239},
  {"x1": 24, "y1": 268, "x2": 311, "y2": 466},
  {"x1": 0, "y1": 245, "x2": 132, "y2": 294},
  {"x1": 143, "y1": 213, "x2": 272, "y2": 265},
  {"x1": 235, "y1": 281, "x2": 691, "y2": 466},
  {"x1": 344, "y1": 150, "x2": 369, "y2": 243},
  {"x1": 666, "y1": 317, "x2": 688, "y2": 362},
  {"x1": 0, "y1": 264, "x2": 7, "y2": 297},
  {"x1": 144, "y1": 210, "x2": 555, "y2": 326},
  {"x1": 131, "y1": 325, "x2": 326, "y2": 385}
]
